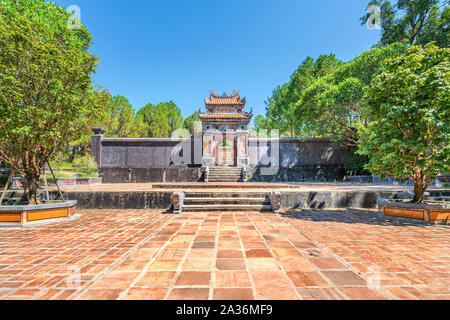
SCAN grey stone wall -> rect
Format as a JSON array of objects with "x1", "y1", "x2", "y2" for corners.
[
  {"x1": 101, "y1": 138, "x2": 202, "y2": 168},
  {"x1": 248, "y1": 138, "x2": 348, "y2": 167},
  {"x1": 99, "y1": 167, "x2": 203, "y2": 183},
  {"x1": 92, "y1": 135, "x2": 349, "y2": 183}
]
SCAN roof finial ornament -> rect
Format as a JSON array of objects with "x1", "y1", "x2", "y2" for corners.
[
  {"x1": 210, "y1": 89, "x2": 218, "y2": 97},
  {"x1": 231, "y1": 89, "x2": 239, "y2": 97}
]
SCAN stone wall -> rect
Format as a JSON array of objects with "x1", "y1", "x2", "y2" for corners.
[
  {"x1": 92, "y1": 133, "x2": 349, "y2": 183},
  {"x1": 99, "y1": 167, "x2": 203, "y2": 183}
]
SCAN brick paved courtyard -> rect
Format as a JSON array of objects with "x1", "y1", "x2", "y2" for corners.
[{"x1": 0, "y1": 209, "x2": 448, "y2": 300}]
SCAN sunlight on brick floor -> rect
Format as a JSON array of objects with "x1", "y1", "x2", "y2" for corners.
[{"x1": 0, "y1": 209, "x2": 448, "y2": 300}]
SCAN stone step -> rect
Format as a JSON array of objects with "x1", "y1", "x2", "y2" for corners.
[
  {"x1": 184, "y1": 197, "x2": 269, "y2": 205},
  {"x1": 184, "y1": 192, "x2": 270, "y2": 198},
  {"x1": 208, "y1": 179, "x2": 244, "y2": 182},
  {"x1": 208, "y1": 176, "x2": 242, "y2": 179},
  {"x1": 182, "y1": 204, "x2": 273, "y2": 212}
]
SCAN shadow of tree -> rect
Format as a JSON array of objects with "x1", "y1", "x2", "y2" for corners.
[{"x1": 281, "y1": 208, "x2": 434, "y2": 228}]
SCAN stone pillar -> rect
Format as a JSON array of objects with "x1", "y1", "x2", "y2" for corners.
[
  {"x1": 91, "y1": 127, "x2": 105, "y2": 168},
  {"x1": 202, "y1": 133, "x2": 215, "y2": 167},
  {"x1": 270, "y1": 192, "x2": 281, "y2": 214},
  {"x1": 237, "y1": 133, "x2": 249, "y2": 168},
  {"x1": 173, "y1": 192, "x2": 185, "y2": 214}
]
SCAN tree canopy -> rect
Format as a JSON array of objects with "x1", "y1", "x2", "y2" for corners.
[
  {"x1": 358, "y1": 44, "x2": 450, "y2": 202},
  {"x1": 0, "y1": 0, "x2": 99, "y2": 203},
  {"x1": 136, "y1": 101, "x2": 183, "y2": 138},
  {"x1": 182, "y1": 110, "x2": 201, "y2": 136},
  {"x1": 361, "y1": 0, "x2": 449, "y2": 47}
]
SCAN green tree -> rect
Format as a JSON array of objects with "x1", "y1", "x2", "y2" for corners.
[
  {"x1": 0, "y1": 0, "x2": 99, "y2": 203},
  {"x1": 297, "y1": 43, "x2": 408, "y2": 146},
  {"x1": 252, "y1": 114, "x2": 268, "y2": 133},
  {"x1": 264, "y1": 54, "x2": 343, "y2": 137},
  {"x1": 358, "y1": 44, "x2": 449, "y2": 203},
  {"x1": 361, "y1": 0, "x2": 449, "y2": 47},
  {"x1": 182, "y1": 110, "x2": 201, "y2": 136},
  {"x1": 137, "y1": 101, "x2": 183, "y2": 137},
  {"x1": 68, "y1": 88, "x2": 115, "y2": 159},
  {"x1": 110, "y1": 95, "x2": 136, "y2": 137}
]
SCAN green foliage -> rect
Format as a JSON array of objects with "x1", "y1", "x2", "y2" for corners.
[
  {"x1": 221, "y1": 140, "x2": 233, "y2": 147},
  {"x1": 361, "y1": 0, "x2": 449, "y2": 47},
  {"x1": 296, "y1": 43, "x2": 408, "y2": 146},
  {"x1": 261, "y1": 44, "x2": 408, "y2": 145},
  {"x1": 264, "y1": 54, "x2": 343, "y2": 138},
  {"x1": 0, "y1": 0, "x2": 98, "y2": 203},
  {"x1": 71, "y1": 155, "x2": 98, "y2": 177},
  {"x1": 358, "y1": 44, "x2": 450, "y2": 202},
  {"x1": 137, "y1": 101, "x2": 183, "y2": 137},
  {"x1": 345, "y1": 148, "x2": 371, "y2": 175},
  {"x1": 48, "y1": 154, "x2": 98, "y2": 178},
  {"x1": 182, "y1": 110, "x2": 201, "y2": 136}
]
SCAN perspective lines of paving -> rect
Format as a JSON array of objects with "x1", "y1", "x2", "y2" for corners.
[{"x1": 0, "y1": 209, "x2": 448, "y2": 300}]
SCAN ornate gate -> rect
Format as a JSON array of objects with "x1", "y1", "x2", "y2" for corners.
[{"x1": 216, "y1": 139, "x2": 235, "y2": 166}]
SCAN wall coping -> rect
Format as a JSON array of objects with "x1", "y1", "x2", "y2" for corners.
[
  {"x1": 0, "y1": 200, "x2": 77, "y2": 212},
  {"x1": 101, "y1": 137, "x2": 338, "y2": 144}
]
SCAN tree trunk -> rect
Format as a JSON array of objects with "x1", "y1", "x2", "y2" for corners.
[
  {"x1": 0, "y1": 168, "x2": 15, "y2": 206},
  {"x1": 413, "y1": 182, "x2": 425, "y2": 203},
  {"x1": 412, "y1": 168, "x2": 427, "y2": 204},
  {"x1": 27, "y1": 174, "x2": 41, "y2": 205}
]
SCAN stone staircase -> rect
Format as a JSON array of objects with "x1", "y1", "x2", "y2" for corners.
[
  {"x1": 206, "y1": 167, "x2": 244, "y2": 182},
  {"x1": 173, "y1": 191, "x2": 280, "y2": 213}
]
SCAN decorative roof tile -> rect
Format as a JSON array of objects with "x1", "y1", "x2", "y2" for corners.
[{"x1": 200, "y1": 113, "x2": 251, "y2": 120}]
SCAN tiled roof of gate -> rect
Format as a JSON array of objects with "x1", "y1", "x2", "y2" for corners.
[
  {"x1": 205, "y1": 92, "x2": 246, "y2": 106},
  {"x1": 205, "y1": 97, "x2": 245, "y2": 105},
  {"x1": 199, "y1": 113, "x2": 252, "y2": 120}
]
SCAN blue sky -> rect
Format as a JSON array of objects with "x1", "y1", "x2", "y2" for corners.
[{"x1": 54, "y1": 0, "x2": 381, "y2": 119}]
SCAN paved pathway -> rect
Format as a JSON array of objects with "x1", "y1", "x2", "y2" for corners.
[{"x1": 0, "y1": 209, "x2": 448, "y2": 300}]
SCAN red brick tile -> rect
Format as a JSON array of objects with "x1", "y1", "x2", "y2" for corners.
[
  {"x1": 322, "y1": 271, "x2": 366, "y2": 287},
  {"x1": 135, "y1": 271, "x2": 177, "y2": 287},
  {"x1": 216, "y1": 259, "x2": 246, "y2": 270},
  {"x1": 116, "y1": 259, "x2": 148, "y2": 272},
  {"x1": 272, "y1": 248, "x2": 302, "y2": 258},
  {"x1": 167, "y1": 288, "x2": 209, "y2": 300},
  {"x1": 255, "y1": 287, "x2": 300, "y2": 300},
  {"x1": 339, "y1": 287, "x2": 387, "y2": 300},
  {"x1": 78, "y1": 289, "x2": 122, "y2": 300},
  {"x1": 311, "y1": 257, "x2": 347, "y2": 270},
  {"x1": 121, "y1": 288, "x2": 168, "y2": 300},
  {"x1": 287, "y1": 271, "x2": 329, "y2": 287},
  {"x1": 148, "y1": 259, "x2": 181, "y2": 271},
  {"x1": 175, "y1": 272, "x2": 211, "y2": 286},
  {"x1": 246, "y1": 258, "x2": 281, "y2": 271},
  {"x1": 251, "y1": 271, "x2": 292, "y2": 288},
  {"x1": 297, "y1": 287, "x2": 345, "y2": 300},
  {"x1": 243, "y1": 242, "x2": 268, "y2": 249},
  {"x1": 182, "y1": 259, "x2": 214, "y2": 271},
  {"x1": 217, "y1": 250, "x2": 244, "y2": 259},
  {"x1": 279, "y1": 257, "x2": 316, "y2": 272},
  {"x1": 245, "y1": 249, "x2": 273, "y2": 258},
  {"x1": 192, "y1": 242, "x2": 215, "y2": 249},
  {"x1": 215, "y1": 271, "x2": 251, "y2": 287},
  {"x1": 213, "y1": 288, "x2": 254, "y2": 300},
  {"x1": 92, "y1": 272, "x2": 139, "y2": 289}
]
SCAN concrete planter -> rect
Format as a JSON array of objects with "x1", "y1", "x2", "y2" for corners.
[
  {"x1": 377, "y1": 199, "x2": 450, "y2": 223},
  {"x1": 9, "y1": 177, "x2": 101, "y2": 189},
  {"x1": 0, "y1": 200, "x2": 77, "y2": 226}
]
